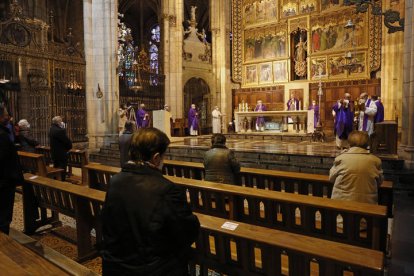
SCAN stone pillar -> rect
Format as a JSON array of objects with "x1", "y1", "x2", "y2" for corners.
[
  {"x1": 83, "y1": 0, "x2": 119, "y2": 150},
  {"x1": 211, "y1": 0, "x2": 232, "y2": 133},
  {"x1": 400, "y1": 0, "x2": 414, "y2": 169},
  {"x1": 380, "y1": 0, "x2": 405, "y2": 127},
  {"x1": 162, "y1": 0, "x2": 184, "y2": 119}
]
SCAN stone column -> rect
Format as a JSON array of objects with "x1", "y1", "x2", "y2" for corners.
[
  {"x1": 211, "y1": 0, "x2": 232, "y2": 133},
  {"x1": 162, "y1": 0, "x2": 184, "y2": 119},
  {"x1": 380, "y1": 0, "x2": 405, "y2": 126},
  {"x1": 400, "y1": 0, "x2": 414, "y2": 169},
  {"x1": 83, "y1": 0, "x2": 119, "y2": 150}
]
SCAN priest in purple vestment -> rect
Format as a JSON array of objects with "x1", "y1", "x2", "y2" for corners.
[
  {"x1": 372, "y1": 95, "x2": 384, "y2": 124},
  {"x1": 308, "y1": 100, "x2": 319, "y2": 128},
  {"x1": 136, "y1": 104, "x2": 149, "y2": 128},
  {"x1": 188, "y1": 104, "x2": 199, "y2": 136},
  {"x1": 254, "y1": 100, "x2": 266, "y2": 131},
  {"x1": 332, "y1": 93, "x2": 354, "y2": 149}
]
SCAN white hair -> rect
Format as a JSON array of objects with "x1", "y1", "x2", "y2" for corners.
[{"x1": 18, "y1": 119, "x2": 30, "y2": 130}]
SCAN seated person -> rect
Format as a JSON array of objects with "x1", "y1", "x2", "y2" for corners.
[
  {"x1": 329, "y1": 131, "x2": 383, "y2": 204},
  {"x1": 203, "y1": 134, "x2": 240, "y2": 185},
  {"x1": 102, "y1": 128, "x2": 200, "y2": 275}
]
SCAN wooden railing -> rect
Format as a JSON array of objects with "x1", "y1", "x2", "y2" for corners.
[
  {"x1": 23, "y1": 174, "x2": 384, "y2": 275},
  {"x1": 83, "y1": 163, "x2": 388, "y2": 251}
]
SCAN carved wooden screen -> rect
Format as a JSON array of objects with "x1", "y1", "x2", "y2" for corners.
[
  {"x1": 53, "y1": 64, "x2": 87, "y2": 143},
  {"x1": 27, "y1": 69, "x2": 52, "y2": 145}
]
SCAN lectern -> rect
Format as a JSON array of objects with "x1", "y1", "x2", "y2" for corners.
[{"x1": 153, "y1": 110, "x2": 172, "y2": 138}]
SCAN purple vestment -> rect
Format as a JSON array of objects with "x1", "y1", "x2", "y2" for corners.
[
  {"x1": 255, "y1": 104, "x2": 266, "y2": 127},
  {"x1": 136, "y1": 108, "x2": 149, "y2": 128},
  {"x1": 188, "y1": 108, "x2": 199, "y2": 130},
  {"x1": 287, "y1": 98, "x2": 300, "y2": 110},
  {"x1": 374, "y1": 101, "x2": 384, "y2": 123},
  {"x1": 308, "y1": 104, "x2": 319, "y2": 127},
  {"x1": 332, "y1": 101, "x2": 353, "y2": 139}
]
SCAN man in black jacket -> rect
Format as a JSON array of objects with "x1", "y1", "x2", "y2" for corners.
[
  {"x1": 0, "y1": 104, "x2": 23, "y2": 234},
  {"x1": 49, "y1": 116, "x2": 72, "y2": 181},
  {"x1": 118, "y1": 120, "x2": 134, "y2": 167},
  {"x1": 102, "y1": 128, "x2": 200, "y2": 276}
]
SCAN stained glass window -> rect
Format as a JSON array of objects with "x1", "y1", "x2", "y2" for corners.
[{"x1": 149, "y1": 24, "x2": 160, "y2": 77}]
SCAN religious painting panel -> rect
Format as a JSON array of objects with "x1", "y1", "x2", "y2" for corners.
[
  {"x1": 299, "y1": 0, "x2": 317, "y2": 14},
  {"x1": 282, "y1": 0, "x2": 299, "y2": 18},
  {"x1": 320, "y1": 0, "x2": 344, "y2": 13},
  {"x1": 244, "y1": 64, "x2": 258, "y2": 85},
  {"x1": 347, "y1": 51, "x2": 367, "y2": 78},
  {"x1": 310, "y1": 57, "x2": 327, "y2": 80},
  {"x1": 244, "y1": 29, "x2": 255, "y2": 61},
  {"x1": 262, "y1": 27, "x2": 277, "y2": 59},
  {"x1": 259, "y1": 62, "x2": 273, "y2": 84},
  {"x1": 328, "y1": 54, "x2": 347, "y2": 79},
  {"x1": 243, "y1": 0, "x2": 257, "y2": 26},
  {"x1": 273, "y1": 60, "x2": 288, "y2": 83},
  {"x1": 256, "y1": 0, "x2": 266, "y2": 22},
  {"x1": 275, "y1": 23, "x2": 288, "y2": 58},
  {"x1": 310, "y1": 11, "x2": 368, "y2": 54},
  {"x1": 264, "y1": 0, "x2": 278, "y2": 22},
  {"x1": 254, "y1": 29, "x2": 265, "y2": 60}
]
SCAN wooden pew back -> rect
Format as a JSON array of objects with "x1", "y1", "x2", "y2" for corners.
[
  {"x1": 23, "y1": 174, "x2": 384, "y2": 275},
  {"x1": 83, "y1": 163, "x2": 388, "y2": 251},
  {"x1": 162, "y1": 159, "x2": 394, "y2": 217},
  {"x1": 18, "y1": 151, "x2": 49, "y2": 176}
]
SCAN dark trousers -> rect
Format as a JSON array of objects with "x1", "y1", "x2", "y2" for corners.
[
  {"x1": 54, "y1": 159, "x2": 68, "y2": 181},
  {"x1": 0, "y1": 184, "x2": 16, "y2": 234}
]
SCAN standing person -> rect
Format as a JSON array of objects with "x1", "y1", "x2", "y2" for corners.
[
  {"x1": 119, "y1": 121, "x2": 134, "y2": 168},
  {"x1": 17, "y1": 119, "x2": 39, "y2": 153},
  {"x1": 329, "y1": 131, "x2": 383, "y2": 204},
  {"x1": 372, "y1": 95, "x2": 384, "y2": 124},
  {"x1": 137, "y1": 103, "x2": 150, "y2": 129},
  {"x1": 332, "y1": 93, "x2": 354, "y2": 149},
  {"x1": 49, "y1": 116, "x2": 72, "y2": 181},
  {"x1": 308, "y1": 99, "x2": 319, "y2": 128},
  {"x1": 287, "y1": 93, "x2": 300, "y2": 111},
  {"x1": 358, "y1": 92, "x2": 377, "y2": 136},
  {"x1": 188, "y1": 104, "x2": 199, "y2": 136},
  {"x1": 254, "y1": 100, "x2": 266, "y2": 131},
  {"x1": 101, "y1": 128, "x2": 200, "y2": 275},
  {"x1": 204, "y1": 134, "x2": 240, "y2": 185},
  {"x1": 0, "y1": 104, "x2": 23, "y2": 234},
  {"x1": 211, "y1": 106, "x2": 222, "y2": 134},
  {"x1": 118, "y1": 104, "x2": 128, "y2": 135}
]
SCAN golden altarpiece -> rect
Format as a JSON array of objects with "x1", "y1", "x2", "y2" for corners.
[{"x1": 231, "y1": 0, "x2": 382, "y2": 134}]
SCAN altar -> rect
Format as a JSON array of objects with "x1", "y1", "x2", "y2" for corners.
[{"x1": 234, "y1": 110, "x2": 314, "y2": 134}]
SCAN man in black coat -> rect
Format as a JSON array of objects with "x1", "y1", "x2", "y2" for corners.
[
  {"x1": 49, "y1": 116, "x2": 72, "y2": 181},
  {"x1": 0, "y1": 104, "x2": 23, "y2": 234},
  {"x1": 102, "y1": 128, "x2": 200, "y2": 276}
]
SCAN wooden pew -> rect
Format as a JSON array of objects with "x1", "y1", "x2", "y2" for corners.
[
  {"x1": 18, "y1": 151, "x2": 64, "y2": 180},
  {"x1": 83, "y1": 163, "x2": 388, "y2": 252},
  {"x1": 36, "y1": 145, "x2": 89, "y2": 176},
  {"x1": 192, "y1": 213, "x2": 383, "y2": 276},
  {"x1": 23, "y1": 174, "x2": 384, "y2": 275},
  {"x1": 162, "y1": 159, "x2": 394, "y2": 217}
]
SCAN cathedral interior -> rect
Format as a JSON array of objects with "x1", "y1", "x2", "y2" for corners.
[{"x1": 1, "y1": 0, "x2": 414, "y2": 275}]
